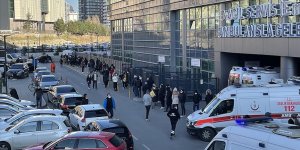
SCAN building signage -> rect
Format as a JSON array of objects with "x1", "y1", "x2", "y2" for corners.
[
  {"x1": 158, "y1": 55, "x2": 165, "y2": 63},
  {"x1": 218, "y1": 0, "x2": 300, "y2": 38},
  {"x1": 191, "y1": 58, "x2": 201, "y2": 67}
]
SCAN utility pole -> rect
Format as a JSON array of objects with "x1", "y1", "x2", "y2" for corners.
[{"x1": 27, "y1": 35, "x2": 29, "y2": 58}]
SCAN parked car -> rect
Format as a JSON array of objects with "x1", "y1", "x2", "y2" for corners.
[
  {"x1": 0, "y1": 94, "x2": 35, "y2": 107},
  {"x1": 35, "y1": 70, "x2": 51, "y2": 82},
  {"x1": 0, "y1": 99, "x2": 34, "y2": 111},
  {"x1": 69, "y1": 104, "x2": 109, "y2": 130},
  {"x1": 47, "y1": 85, "x2": 77, "y2": 104},
  {"x1": 39, "y1": 75, "x2": 59, "y2": 91},
  {"x1": 24, "y1": 131, "x2": 127, "y2": 150},
  {"x1": 0, "y1": 109, "x2": 63, "y2": 130},
  {"x1": 84, "y1": 119, "x2": 134, "y2": 150},
  {"x1": 37, "y1": 55, "x2": 52, "y2": 63},
  {"x1": 6, "y1": 63, "x2": 29, "y2": 79},
  {"x1": 58, "y1": 94, "x2": 83, "y2": 114},
  {"x1": 0, "y1": 105, "x2": 20, "y2": 120},
  {"x1": 0, "y1": 115, "x2": 71, "y2": 150},
  {"x1": 34, "y1": 67, "x2": 47, "y2": 78}
]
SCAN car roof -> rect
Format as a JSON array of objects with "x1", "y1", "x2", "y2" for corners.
[
  {"x1": 80, "y1": 104, "x2": 104, "y2": 111},
  {"x1": 94, "y1": 119, "x2": 127, "y2": 129},
  {"x1": 41, "y1": 75, "x2": 55, "y2": 78},
  {"x1": 66, "y1": 131, "x2": 114, "y2": 139},
  {"x1": 61, "y1": 94, "x2": 83, "y2": 98},
  {"x1": 0, "y1": 104, "x2": 15, "y2": 109},
  {"x1": 22, "y1": 115, "x2": 66, "y2": 122},
  {"x1": 37, "y1": 70, "x2": 50, "y2": 73},
  {"x1": 36, "y1": 67, "x2": 47, "y2": 70},
  {"x1": 53, "y1": 85, "x2": 74, "y2": 89},
  {"x1": 22, "y1": 109, "x2": 62, "y2": 114}
]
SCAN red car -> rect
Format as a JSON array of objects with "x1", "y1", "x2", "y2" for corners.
[{"x1": 24, "y1": 131, "x2": 127, "y2": 150}]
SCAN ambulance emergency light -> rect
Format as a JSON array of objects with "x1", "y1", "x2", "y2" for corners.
[{"x1": 235, "y1": 117, "x2": 273, "y2": 126}]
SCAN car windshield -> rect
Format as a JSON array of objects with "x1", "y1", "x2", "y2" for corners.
[
  {"x1": 5, "y1": 125, "x2": 13, "y2": 131},
  {"x1": 38, "y1": 72, "x2": 51, "y2": 76},
  {"x1": 10, "y1": 64, "x2": 23, "y2": 69},
  {"x1": 35, "y1": 68, "x2": 47, "y2": 73},
  {"x1": 84, "y1": 109, "x2": 107, "y2": 118},
  {"x1": 42, "y1": 76, "x2": 56, "y2": 82},
  {"x1": 64, "y1": 97, "x2": 83, "y2": 105},
  {"x1": 203, "y1": 98, "x2": 220, "y2": 114},
  {"x1": 103, "y1": 127, "x2": 126, "y2": 134},
  {"x1": 57, "y1": 87, "x2": 76, "y2": 94},
  {"x1": 6, "y1": 112, "x2": 24, "y2": 123}
]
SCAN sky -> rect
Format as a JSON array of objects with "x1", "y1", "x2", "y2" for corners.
[{"x1": 66, "y1": 0, "x2": 78, "y2": 12}]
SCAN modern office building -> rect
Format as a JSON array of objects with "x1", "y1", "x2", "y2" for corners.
[
  {"x1": 109, "y1": 0, "x2": 300, "y2": 91},
  {"x1": 65, "y1": 2, "x2": 78, "y2": 22},
  {"x1": 79, "y1": 0, "x2": 108, "y2": 25},
  {"x1": 0, "y1": 0, "x2": 65, "y2": 31}
]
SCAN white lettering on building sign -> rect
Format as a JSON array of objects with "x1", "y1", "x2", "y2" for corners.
[{"x1": 218, "y1": 0, "x2": 300, "y2": 38}]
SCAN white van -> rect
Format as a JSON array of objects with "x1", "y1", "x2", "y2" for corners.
[
  {"x1": 205, "y1": 119, "x2": 300, "y2": 150},
  {"x1": 228, "y1": 66, "x2": 279, "y2": 86},
  {"x1": 187, "y1": 83, "x2": 300, "y2": 142}
]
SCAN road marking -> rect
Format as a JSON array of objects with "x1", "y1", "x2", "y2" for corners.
[
  {"x1": 142, "y1": 144, "x2": 151, "y2": 150},
  {"x1": 132, "y1": 135, "x2": 138, "y2": 141}
]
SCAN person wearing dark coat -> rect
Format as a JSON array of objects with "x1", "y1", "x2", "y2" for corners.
[
  {"x1": 151, "y1": 85, "x2": 159, "y2": 109},
  {"x1": 158, "y1": 84, "x2": 166, "y2": 109},
  {"x1": 9, "y1": 88, "x2": 19, "y2": 99},
  {"x1": 82, "y1": 94, "x2": 89, "y2": 105},
  {"x1": 205, "y1": 89, "x2": 214, "y2": 105},
  {"x1": 103, "y1": 69, "x2": 110, "y2": 88},
  {"x1": 33, "y1": 86, "x2": 43, "y2": 108},
  {"x1": 167, "y1": 106, "x2": 180, "y2": 137},
  {"x1": 142, "y1": 82, "x2": 148, "y2": 95},
  {"x1": 192, "y1": 90, "x2": 201, "y2": 111},
  {"x1": 86, "y1": 74, "x2": 92, "y2": 89},
  {"x1": 165, "y1": 85, "x2": 172, "y2": 112},
  {"x1": 178, "y1": 89, "x2": 186, "y2": 116}
]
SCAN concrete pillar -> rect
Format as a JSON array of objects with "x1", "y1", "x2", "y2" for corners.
[
  {"x1": 280, "y1": 56, "x2": 294, "y2": 82},
  {"x1": 0, "y1": 0, "x2": 10, "y2": 30},
  {"x1": 182, "y1": 9, "x2": 187, "y2": 71},
  {"x1": 121, "y1": 19, "x2": 124, "y2": 63},
  {"x1": 170, "y1": 11, "x2": 176, "y2": 72}
]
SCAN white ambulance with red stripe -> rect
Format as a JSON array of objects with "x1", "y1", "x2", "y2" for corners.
[{"x1": 187, "y1": 83, "x2": 300, "y2": 142}]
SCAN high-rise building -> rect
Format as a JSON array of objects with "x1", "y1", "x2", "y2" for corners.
[
  {"x1": 109, "y1": 0, "x2": 300, "y2": 92},
  {"x1": 65, "y1": 2, "x2": 78, "y2": 22},
  {"x1": 79, "y1": 0, "x2": 109, "y2": 25},
  {"x1": 0, "y1": 0, "x2": 65, "y2": 31}
]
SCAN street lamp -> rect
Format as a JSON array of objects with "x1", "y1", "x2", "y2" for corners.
[{"x1": 27, "y1": 35, "x2": 29, "y2": 58}]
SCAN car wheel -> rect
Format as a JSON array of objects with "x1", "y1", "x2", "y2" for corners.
[
  {"x1": 198, "y1": 127, "x2": 216, "y2": 142},
  {"x1": 0, "y1": 142, "x2": 11, "y2": 150}
]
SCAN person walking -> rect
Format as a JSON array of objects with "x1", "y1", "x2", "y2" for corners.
[
  {"x1": 192, "y1": 90, "x2": 201, "y2": 111},
  {"x1": 150, "y1": 85, "x2": 159, "y2": 109},
  {"x1": 158, "y1": 83, "x2": 166, "y2": 109},
  {"x1": 9, "y1": 88, "x2": 19, "y2": 99},
  {"x1": 92, "y1": 71, "x2": 98, "y2": 89},
  {"x1": 165, "y1": 85, "x2": 172, "y2": 112},
  {"x1": 167, "y1": 106, "x2": 180, "y2": 139},
  {"x1": 50, "y1": 61, "x2": 56, "y2": 73},
  {"x1": 82, "y1": 94, "x2": 89, "y2": 105},
  {"x1": 205, "y1": 89, "x2": 213, "y2": 105},
  {"x1": 103, "y1": 69, "x2": 109, "y2": 88},
  {"x1": 112, "y1": 73, "x2": 119, "y2": 91},
  {"x1": 103, "y1": 93, "x2": 116, "y2": 118},
  {"x1": 81, "y1": 60, "x2": 85, "y2": 73},
  {"x1": 86, "y1": 73, "x2": 92, "y2": 89},
  {"x1": 171, "y1": 87, "x2": 179, "y2": 109},
  {"x1": 143, "y1": 90, "x2": 152, "y2": 121},
  {"x1": 33, "y1": 86, "x2": 43, "y2": 108},
  {"x1": 178, "y1": 89, "x2": 186, "y2": 117}
]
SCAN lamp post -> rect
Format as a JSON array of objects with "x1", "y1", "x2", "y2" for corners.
[
  {"x1": 1, "y1": 34, "x2": 12, "y2": 94},
  {"x1": 27, "y1": 35, "x2": 29, "y2": 58}
]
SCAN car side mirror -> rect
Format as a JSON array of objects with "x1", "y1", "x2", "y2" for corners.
[{"x1": 14, "y1": 130, "x2": 20, "y2": 134}]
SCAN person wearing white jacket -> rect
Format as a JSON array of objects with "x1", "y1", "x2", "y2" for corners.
[
  {"x1": 112, "y1": 73, "x2": 119, "y2": 91},
  {"x1": 172, "y1": 87, "x2": 179, "y2": 108}
]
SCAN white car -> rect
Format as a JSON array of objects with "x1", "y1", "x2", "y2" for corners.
[
  {"x1": 34, "y1": 67, "x2": 47, "y2": 78},
  {"x1": 39, "y1": 75, "x2": 59, "y2": 91},
  {"x1": 69, "y1": 104, "x2": 108, "y2": 130},
  {"x1": 0, "y1": 109, "x2": 63, "y2": 130},
  {"x1": 0, "y1": 94, "x2": 35, "y2": 107},
  {"x1": 0, "y1": 99, "x2": 34, "y2": 111},
  {"x1": 0, "y1": 115, "x2": 71, "y2": 150},
  {"x1": 0, "y1": 105, "x2": 20, "y2": 120}
]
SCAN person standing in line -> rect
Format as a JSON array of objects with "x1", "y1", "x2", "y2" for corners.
[
  {"x1": 9, "y1": 88, "x2": 19, "y2": 99},
  {"x1": 86, "y1": 73, "x2": 92, "y2": 89},
  {"x1": 158, "y1": 83, "x2": 166, "y2": 109},
  {"x1": 150, "y1": 85, "x2": 159, "y2": 109},
  {"x1": 103, "y1": 93, "x2": 116, "y2": 118},
  {"x1": 143, "y1": 90, "x2": 152, "y2": 121},
  {"x1": 92, "y1": 71, "x2": 98, "y2": 89},
  {"x1": 171, "y1": 87, "x2": 179, "y2": 109},
  {"x1": 178, "y1": 89, "x2": 186, "y2": 117},
  {"x1": 81, "y1": 60, "x2": 85, "y2": 73},
  {"x1": 103, "y1": 68, "x2": 109, "y2": 88},
  {"x1": 142, "y1": 82, "x2": 148, "y2": 95},
  {"x1": 165, "y1": 85, "x2": 172, "y2": 112},
  {"x1": 192, "y1": 90, "x2": 201, "y2": 111},
  {"x1": 205, "y1": 89, "x2": 213, "y2": 106},
  {"x1": 137, "y1": 76, "x2": 143, "y2": 97},
  {"x1": 167, "y1": 106, "x2": 180, "y2": 138},
  {"x1": 33, "y1": 86, "x2": 43, "y2": 108},
  {"x1": 112, "y1": 73, "x2": 119, "y2": 91}
]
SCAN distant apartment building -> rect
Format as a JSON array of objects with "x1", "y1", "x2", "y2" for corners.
[
  {"x1": 65, "y1": 2, "x2": 78, "y2": 22},
  {"x1": 79, "y1": 0, "x2": 109, "y2": 26},
  {"x1": 0, "y1": 0, "x2": 65, "y2": 31}
]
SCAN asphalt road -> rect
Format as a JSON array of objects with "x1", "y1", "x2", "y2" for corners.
[{"x1": 7, "y1": 55, "x2": 209, "y2": 150}]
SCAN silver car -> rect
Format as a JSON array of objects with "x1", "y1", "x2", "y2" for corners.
[
  {"x1": 0, "y1": 99, "x2": 34, "y2": 111},
  {"x1": 33, "y1": 67, "x2": 47, "y2": 78},
  {"x1": 0, "y1": 94, "x2": 35, "y2": 107},
  {"x1": 0, "y1": 105, "x2": 20, "y2": 120},
  {"x1": 0, "y1": 109, "x2": 63, "y2": 130},
  {"x1": 39, "y1": 75, "x2": 59, "y2": 91},
  {"x1": 0, "y1": 115, "x2": 71, "y2": 150}
]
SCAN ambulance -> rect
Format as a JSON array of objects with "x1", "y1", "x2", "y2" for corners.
[
  {"x1": 228, "y1": 66, "x2": 279, "y2": 86},
  {"x1": 186, "y1": 82, "x2": 300, "y2": 142},
  {"x1": 205, "y1": 118, "x2": 300, "y2": 150}
]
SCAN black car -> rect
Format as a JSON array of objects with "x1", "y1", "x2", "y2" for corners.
[
  {"x1": 37, "y1": 55, "x2": 52, "y2": 63},
  {"x1": 6, "y1": 63, "x2": 29, "y2": 79},
  {"x1": 84, "y1": 119, "x2": 134, "y2": 150}
]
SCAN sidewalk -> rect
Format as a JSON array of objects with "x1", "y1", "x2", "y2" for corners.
[{"x1": 63, "y1": 64, "x2": 208, "y2": 115}]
